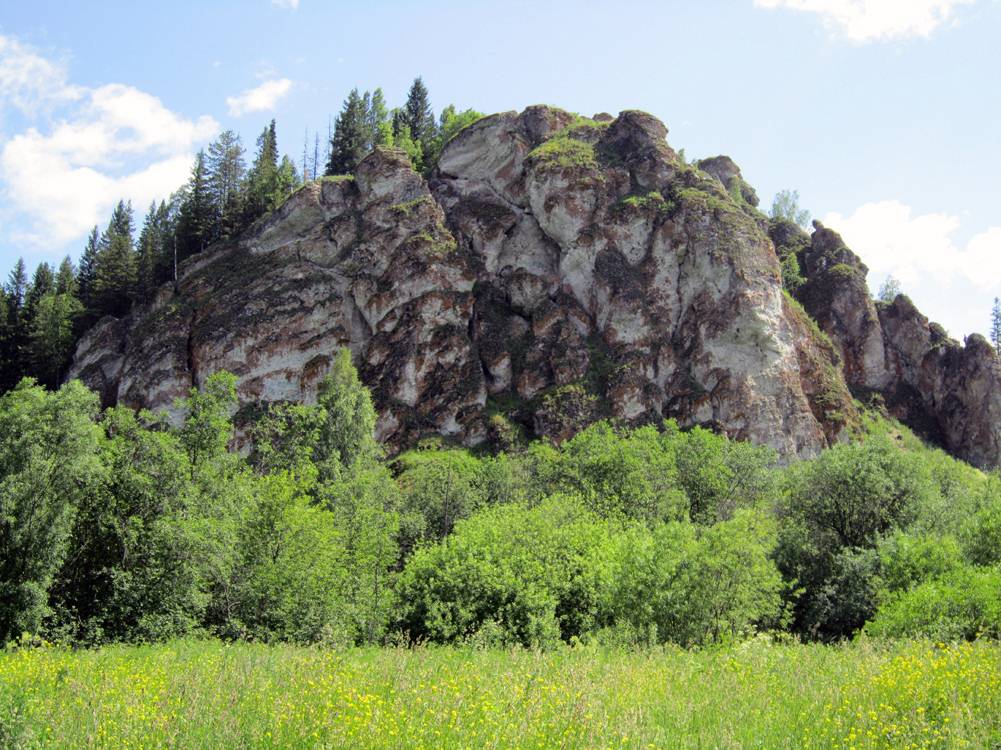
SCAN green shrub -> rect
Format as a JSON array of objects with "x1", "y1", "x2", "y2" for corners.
[
  {"x1": 552, "y1": 422, "x2": 686, "y2": 523},
  {"x1": 777, "y1": 437, "x2": 937, "y2": 639},
  {"x1": 396, "y1": 495, "x2": 617, "y2": 647},
  {"x1": 866, "y1": 565, "x2": 1001, "y2": 640},
  {"x1": 962, "y1": 492, "x2": 1001, "y2": 566},
  {"x1": 878, "y1": 531, "x2": 963, "y2": 593},
  {"x1": 612, "y1": 509, "x2": 784, "y2": 646}
]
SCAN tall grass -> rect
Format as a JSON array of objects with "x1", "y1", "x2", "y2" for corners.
[{"x1": 2, "y1": 638, "x2": 999, "y2": 748}]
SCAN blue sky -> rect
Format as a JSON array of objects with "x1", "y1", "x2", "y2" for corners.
[{"x1": 1, "y1": 0, "x2": 999, "y2": 338}]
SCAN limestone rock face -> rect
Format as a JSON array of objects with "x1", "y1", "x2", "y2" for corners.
[
  {"x1": 69, "y1": 107, "x2": 883, "y2": 460},
  {"x1": 781, "y1": 221, "x2": 1001, "y2": 469}
]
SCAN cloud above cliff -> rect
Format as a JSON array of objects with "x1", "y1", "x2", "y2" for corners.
[
  {"x1": 225, "y1": 78, "x2": 293, "y2": 116},
  {"x1": 753, "y1": 0, "x2": 976, "y2": 42},
  {"x1": 823, "y1": 200, "x2": 1001, "y2": 336},
  {"x1": 0, "y1": 33, "x2": 218, "y2": 249}
]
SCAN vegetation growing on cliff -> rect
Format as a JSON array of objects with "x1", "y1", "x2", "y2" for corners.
[
  {"x1": 0, "y1": 76, "x2": 484, "y2": 395},
  {"x1": 2, "y1": 351, "x2": 999, "y2": 651}
]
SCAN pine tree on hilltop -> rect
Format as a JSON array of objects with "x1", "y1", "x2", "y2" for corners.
[
  {"x1": 2, "y1": 258, "x2": 30, "y2": 387},
  {"x1": 206, "y1": 130, "x2": 246, "y2": 238},
  {"x1": 78, "y1": 226, "x2": 99, "y2": 311},
  {"x1": 177, "y1": 150, "x2": 216, "y2": 262},
  {"x1": 24, "y1": 262, "x2": 54, "y2": 324},
  {"x1": 401, "y1": 77, "x2": 435, "y2": 151},
  {"x1": 55, "y1": 257, "x2": 76, "y2": 297},
  {"x1": 5, "y1": 258, "x2": 28, "y2": 319},
  {"x1": 326, "y1": 88, "x2": 369, "y2": 176},
  {"x1": 243, "y1": 120, "x2": 280, "y2": 227},
  {"x1": 92, "y1": 200, "x2": 137, "y2": 319},
  {"x1": 367, "y1": 88, "x2": 392, "y2": 148},
  {"x1": 991, "y1": 297, "x2": 1001, "y2": 352}
]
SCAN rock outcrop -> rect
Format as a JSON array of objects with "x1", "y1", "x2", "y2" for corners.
[
  {"x1": 68, "y1": 105, "x2": 998, "y2": 466},
  {"x1": 775, "y1": 220, "x2": 1001, "y2": 468}
]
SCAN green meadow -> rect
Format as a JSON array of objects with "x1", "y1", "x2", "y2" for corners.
[{"x1": 3, "y1": 638, "x2": 1000, "y2": 749}]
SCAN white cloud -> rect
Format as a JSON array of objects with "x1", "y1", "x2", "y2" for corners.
[
  {"x1": 823, "y1": 200, "x2": 1001, "y2": 289},
  {"x1": 753, "y1": 0, "x2": 976, "y2": 42},
  {"x1": 225, "y1": 78, "x2": 292, "y2": 117},
  {"x1": 271, "y1": 0, "x2": 300, "y2": 9},
  {"x1": 823, "y1": 200, "x2": 1001, "y2": 337},
  {"x1": 0, "y1": 34, "x2": 218, "y2": 248},
  {"x1": 0, "y1": 34, "x2": 83, "y2": 121}
]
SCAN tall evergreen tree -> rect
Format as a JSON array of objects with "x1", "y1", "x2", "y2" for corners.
[
  {"x1": 78, "y1": 226, "x2": 100, "y2": 311},
  {"x1": 991, "y1": 297, "x2": 1001, "y2": 352},
  {"x1": 55, "y1": 257, "x2": 77, "y2": 296},
  {"x1": 326, "y1": 89, "x2": 369, "y2": 176},
  {"x1": 92, "y1": 201, "x2": 136, "y2": 318},
  {"x1": 367, "y1": 88, "x2": 391, "y2": 148},
  {"x1": 177, "y1": 151, "x2": 216, "y2": 262},
  {"x1": 243, "y1": 120, "x2": 280, "y2": 227},
  {"x1": 206, "y1": 130, "x2": 246, "y2": 238},
  {"x1": 29, "y1": 290, "x2": 83, "y2": 387},
  {"x1": 400, "y1": 77, "x2": 435, "y2": 152},
  {"x1": 274, "y1": 155, "x2": 300, "y2": 208},
  {"x1": 1, "y1": 259, "x2": 29, "y2": 388},
  {"x1": 24, "y1": 262, "x2": 54, "y2": 325},
  {"x1": 136, "y1": 202, "x2": 161, "y2": 299},
  {"x1": 5, "y1": 258, "x2": 27, "y2": 321}
]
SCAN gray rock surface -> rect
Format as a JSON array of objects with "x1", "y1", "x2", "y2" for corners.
[{"x1": 72, "y1": 106, "x2": 1000, "y2": 466}]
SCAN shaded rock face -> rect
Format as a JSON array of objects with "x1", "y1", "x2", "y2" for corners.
[
  {"x1": 72, "y1": 106, "x2": 867, "y2": 459},
  {"x1": 782, "y1": 221, "x2": 1001, "y2": 469}
]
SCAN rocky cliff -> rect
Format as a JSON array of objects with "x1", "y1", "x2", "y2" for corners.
[{"x1": 68, "y1": 106, "x2": 1001, "y2": 466}]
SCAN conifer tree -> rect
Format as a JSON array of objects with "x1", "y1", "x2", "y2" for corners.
[
  {"x1": 29, "y1": 290, "x2": 83, "y2": 387},
  {"x1": 5, "y1": 258, "x2": 27, "y2": 319},
  {"x1": 2, "y1": 258, "x2": 30, "y2": 386},
  {"x1": 24, "y1": 262, "x2": 54, "y2": 326},
  {"x1": 367, "y1": 88, "x2": 391, "y2": 148},
  {"x1": 991, "y1": 297, "x2": 1001, "y2": 352},
  {"x1": 326, "y1": 89, "x2": 369, "y2": 176},
  {"x1": 55, "y1": 257, "x2": 77, "y2": 296},
  {"x1": 136, "y1": 202, "x2": 160, "y2": 299},
  {"x1": 177, "y1": 151, "x2": 216, "y2": 261},
  {"x1": 401, "y1": 77, "x2": 435, "y2": 152},
  {"x1": 78, "y1": 226, "x2": 99, "y2": 310},
  {"x1": 92, "y1": 201, "x2": 136, "y2": 318},
  {"x1": 273, "y1": 155, "x2": 300, "y2": 209},
  {"x1": 206, "y1": 130, "x2": 246, "y2": 237},
  {"x1": 243, "y1": 120, "x2": 280, "y2": 226}
]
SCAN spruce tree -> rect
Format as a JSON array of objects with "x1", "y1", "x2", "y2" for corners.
[
  {"x1": 991, "y1": 297, "x2": 1001, "y2": 352},
  {"x1": 401, "y1": 77, "x2": 435, "y2": 152},
  {"x1": 24, "y1": 262, "x2": 54, "y2": 326},
  {"x1": 55, "y1": 257, "x2": 77, "y2": 296},
  {"x1": 272, "y1": 155, "x2": 300, "y2": 209},
  {"x1": 78, "y1": 226, "x2": 99, "y2": 311},
  {"x1": 206, "y1": 130, "x2": 246, "y2": 238},
  {"x1": 367, "y1": 88, "x2": 392, "y2": 148},
  {"x1": 177, "y1": 151, "x2": 216, "y2": 261},
  {"x1": 326, "y1": 89, "x2": 369, "y2": 176},
  {"x1": 5, "y1": 258, "x2": 27, "y2": 319},
  {"x1": 3, "y1": 259, "x2": 29, "y2": 386},
  {"x1": 136, "y1": 202, "x2": 160, "y2": 299},
  {"x1": 92, "y1": 201, "x2": 136, "y2": 318},
  {"x1": 243, "y1": 120, "x2": 280, "y2": 226}
]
